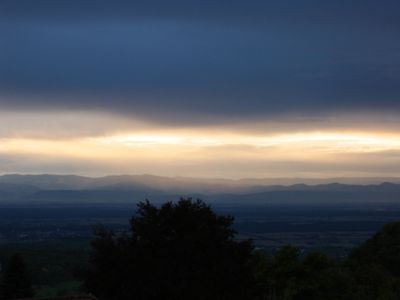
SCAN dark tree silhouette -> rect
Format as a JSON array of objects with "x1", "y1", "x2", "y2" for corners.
[
  {"x1": 346, "y1": 221, "x2": 400, "y2": 299},
  {"x1": 350, "y1": 221, "x2": 400, "y2": 277},
  {"x1": 255, "y1": 222, "x2": 400, "y2": 300},
  {"x1": 2, "y1": 254, "x2": 34, "y2": 299},
  {"x1": 0, "y1": 272, "x2": 3, "y2": 300},
  {"x1": 85, "y1": 198, "x2": 256, "y2": 300}
]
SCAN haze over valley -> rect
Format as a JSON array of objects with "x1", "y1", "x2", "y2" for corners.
[{"x1": 1, "y1": 174, "x2": 400, "y2": 258}]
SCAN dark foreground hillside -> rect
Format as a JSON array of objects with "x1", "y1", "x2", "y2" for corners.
[{"x1": 1, "y1": 199, "x2": 400, "y2": 300}]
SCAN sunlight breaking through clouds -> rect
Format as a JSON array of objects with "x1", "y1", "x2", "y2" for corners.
[
  {"x1": 95, "y1": 132, "x2": 400, "y2": 154},
  {"x1": 1, "y1": 108, "x2": 400, "y2": 177},
  {"x1": 1, "y1": 129, "x2": 400, "y2": 177},
  {"x1": 1, "y1": 131, "x2": 400, "y2": 161}
]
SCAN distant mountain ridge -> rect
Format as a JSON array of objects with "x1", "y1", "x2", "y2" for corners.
[
  {"x1": 1, "y1": 174, "x2": 400, "y2": 191},
  {"x1": 0, "y1": 174, "x2": 400, "y2": 204}
]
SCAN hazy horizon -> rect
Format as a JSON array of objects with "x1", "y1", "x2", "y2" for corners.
[{"x1": 1, "y1": 172, "x2": 400, "y2": 186}]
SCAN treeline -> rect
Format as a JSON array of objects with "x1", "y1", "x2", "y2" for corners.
[
  {"x1": 1, "y1": 199, "x2": 400, "y2": 300},
  {"x1": 254, "y1": 242, "x2": 400, "y2": 299},
  {"x1": 84, "y1": 199, "x2": 400, "y2": 300}
]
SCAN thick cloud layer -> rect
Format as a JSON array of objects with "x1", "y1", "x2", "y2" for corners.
[{"x1": 1, "y1": 0, "x2": 400, "y2": 126}]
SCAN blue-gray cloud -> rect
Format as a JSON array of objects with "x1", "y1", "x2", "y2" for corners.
[{"x1": 1, "y1": 0, "x2": 400, "y2": 124}]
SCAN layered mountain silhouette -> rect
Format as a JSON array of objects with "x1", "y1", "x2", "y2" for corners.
[{"x1": 0, "y1": 174, "x2": 399, "y2": 204}]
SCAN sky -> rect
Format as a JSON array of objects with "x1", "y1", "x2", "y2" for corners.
[{"x1": 1, "y1": 0, "x2": 400, "y2": 178}]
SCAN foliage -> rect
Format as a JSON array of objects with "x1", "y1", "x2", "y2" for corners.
[
  {"x1": 2, "y1": 253, "x2": 34, "y2": 299},
  {"x1": 83, "y1": 198, "x2": 400, "y2": 300},
  {"x1": 84, "y1": 198, "x2": 257, "y2": 300},
  {"x1": 350, "y1": 221, "x2": 400, "y2": 277},
  {"x1": 252, "y1": 221, "x2": 400, "y2": 300},
  {"x1": 0, "y1": 240, "x2": 88, "y2": 297},
  {"x1": 2, "y1": 200, "x2": 400, "y2": 300}
]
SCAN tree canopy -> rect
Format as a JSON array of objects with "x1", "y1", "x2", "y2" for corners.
[
  {"x1": 83, "y1": 198, "x2": 400, "y2": 300},
  {"x1": 84, "y1": 198, "x2": 256, "y2": 300}
]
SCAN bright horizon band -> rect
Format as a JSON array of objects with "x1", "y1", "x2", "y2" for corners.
[{"x1": 1, "y1": 128, "x2": 400, "y2": 178}]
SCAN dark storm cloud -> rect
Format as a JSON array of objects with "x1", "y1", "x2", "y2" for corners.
[
  {"x1": 2, "y1": 0, "x2": 400, "y2": 26},
  {"x1": 1, "y1": 0, "x2": 400, "y2": 124}
]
